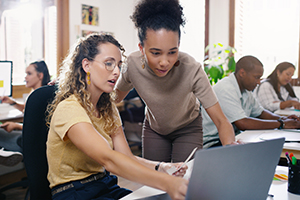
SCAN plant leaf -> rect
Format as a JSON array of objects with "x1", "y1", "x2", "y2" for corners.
[
  {"x1": 228, "y1": 57, "x2": 236, "y2": 71},
  {"x1": 204, "y1": 65, "x2": 210, "y2": 74},
  {"x1": 209, "y1": 66, "x2": 222, "y2": 80}
]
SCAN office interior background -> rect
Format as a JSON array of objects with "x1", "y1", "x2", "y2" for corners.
[{"x1": 0, "y1": 0, "x2": 299, "y2": 96}]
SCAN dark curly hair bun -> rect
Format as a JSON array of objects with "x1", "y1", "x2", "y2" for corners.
[
  {"x1": 131, "y1": 0, "x2": 186, "y2": 45},
  {"x1": 131, "y1": 0, "x2": 185, "y2": 28}
]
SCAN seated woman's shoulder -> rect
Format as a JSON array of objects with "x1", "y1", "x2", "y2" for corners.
[{"x1": 258, "y1": 80, "x2": 272, "y2": 88}]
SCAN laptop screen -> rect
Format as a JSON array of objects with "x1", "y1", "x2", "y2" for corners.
[
  {"x1": 134, "y1": 138, "x2": 284, "y2": 200},
  {"x1": 0, "y1": 61, "x2": 13, "y2": 97}
]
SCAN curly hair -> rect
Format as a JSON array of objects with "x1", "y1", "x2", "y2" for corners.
[
  {"x1": 46, "y1": 33, "x2": 126, "y2": 134},
  {"x1": 131, "y1": 0, "x2": 185, "y2": 46}
]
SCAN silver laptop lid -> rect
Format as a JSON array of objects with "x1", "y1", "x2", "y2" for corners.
[{"x1": 186, "y1": 138, "x2": 284, "y2": 200}]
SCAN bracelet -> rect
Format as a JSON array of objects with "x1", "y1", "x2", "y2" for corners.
[
  {"x1": 277, "y1": 118, "x2": 284, "y2": 129},
  {"x1": 10, "y1": 101, "x2": 17, "y2": 106},
  {"x1": 155, "y1": 162, "x2": 162, "y2": 171}
]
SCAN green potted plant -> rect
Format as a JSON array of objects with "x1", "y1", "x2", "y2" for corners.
[{"x1": 204, "y1": 43, "x2": 237, "y2": 85}]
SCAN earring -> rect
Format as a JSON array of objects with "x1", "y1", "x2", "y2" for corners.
[
  {"x1": 141, "y1": 56, "x2": 146, "y2": 69},
  {"x1": 87, "y1": 72, "x2": 91, "y2": 85}
]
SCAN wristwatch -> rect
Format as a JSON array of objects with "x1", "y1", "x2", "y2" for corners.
[
  {"x1": 277, "y1": 118, "x2": 284, "y2": 129},
  {"x1": 155, "y1": 162, "x2": 162, "y2": 171}
]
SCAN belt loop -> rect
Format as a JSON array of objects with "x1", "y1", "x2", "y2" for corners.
[
  {"x1": 73, "y1": 180, "x2": 84, "y2": 190},
  {"x1": 51, "y1": 171, "x2": 106, "y2": 196}
]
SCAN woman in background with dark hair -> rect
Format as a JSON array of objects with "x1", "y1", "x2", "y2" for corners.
[
  {"x1": 0, "y1": 60, "x2": 50, "y2": 112},
  {"x1": 0, "y1": 60, "x2": 50, "y2": 166},
  {"x1": 255, "y1": 62, "x2": 300, "y2": 112},
  {"x1": 31, "y1": 60, "x2": 51, "y2": 86}
]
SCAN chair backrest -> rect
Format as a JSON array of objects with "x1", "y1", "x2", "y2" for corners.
[
  {"x1": 119, "y1": 88, "x2": 145, "y2": 146},
  {"x1": 22, "y1": 85, "x2": 56, "y2": 200},
  {"x1": 121, "y1": 88, "x2": 145, "y2": 123}
]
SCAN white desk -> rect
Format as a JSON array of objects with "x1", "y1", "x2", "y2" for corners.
[
  {"x1": 121, "y1": 130, "x2": 300, "y2": 200},
  {"x1": 120, "y1": 160, "x2": 194, "y2": 200},
  {"x1": 275, "y1": 108, "x2": 300, "y2": 116},
  {"x1": 120, "y1": 163, "x2": 300, "y2": 200},
  {"x1": 267, "y1": 166, "x2": 300, "y2": 200},
  {"x1": 236, "y1": 129, "x2": 300, "y2": 158},
  {"x1": 0, "y1": 103, "x2": 23, "y2": 122}
]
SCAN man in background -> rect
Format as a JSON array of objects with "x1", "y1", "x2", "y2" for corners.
[{"x1": 202, "y1": 55, "x2": 300, "y2": 148}]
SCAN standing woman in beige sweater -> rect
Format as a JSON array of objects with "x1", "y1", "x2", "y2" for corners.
[{"x1": 116, "y1": 0, "x2": 239, "y2": 163}]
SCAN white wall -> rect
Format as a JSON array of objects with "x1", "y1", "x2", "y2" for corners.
[
  {"x1": 69, "y1": 0, "x2": 211, "y2": 62},
  {"x1": 180, "y1": 0, "x2": 205, "y2": 63},
  {"x1": 69, "y1": 0, "x2": 139, "y2": 56},
  {"x1": 68, "y1": 0, "x2": 227, "y2": 63},
  {"x1": 209, "y1": 0, "x2": 229, "y2": 46}
]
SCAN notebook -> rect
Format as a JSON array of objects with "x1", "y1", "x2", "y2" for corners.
[{"x1": 137, "y1": 138, "x2": 285, "y2": 200}]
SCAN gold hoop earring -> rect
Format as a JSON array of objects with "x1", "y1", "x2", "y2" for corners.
[
  {"x1": 87, "y1": 72, "x2": 91, "y2": 85},
  {"x1": 141, "y1": 56, "x2": 146, "y2": 69}
]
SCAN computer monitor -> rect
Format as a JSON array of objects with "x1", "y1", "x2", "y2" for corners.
[{"x1": 0, "y1": 61, "x2": 13, "y2": 97}]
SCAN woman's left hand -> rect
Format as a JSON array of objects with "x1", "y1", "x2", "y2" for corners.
[
  {"x1": 291, "y1": 101, "x2": 300, "y2": 110},
  {"x1": 0, "y1": 96, "x2": 14, "y2": 105},
  {"x1": 159, "y1": 162, "x2": 188, "y2": 177},
  {"x1": 0, "y1": 122, "x2": 22, "y2": 132}
]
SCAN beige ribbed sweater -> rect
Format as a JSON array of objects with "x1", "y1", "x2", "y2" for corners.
[{"x1": 116, "y1": 51, "x2": 217, "y2": 135}]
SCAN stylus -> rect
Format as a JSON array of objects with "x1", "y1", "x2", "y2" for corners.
[
  {"x1": 176, "y1": 147, "x2": 198, "y2": 172},
  {"x1": 166, "y1": 147, "x2": 198, "y2": 175}
]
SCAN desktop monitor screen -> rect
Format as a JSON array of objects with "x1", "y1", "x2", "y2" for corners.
[{"x1": 0, "y1": 61, "x2": 13, "y2": 97}]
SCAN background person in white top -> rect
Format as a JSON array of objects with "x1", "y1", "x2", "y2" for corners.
[{"x1": 254, "y1": 62, "x2": 300, "y2": 112}]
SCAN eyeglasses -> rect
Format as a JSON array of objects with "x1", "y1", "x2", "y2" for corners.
[{"x1": 93, "y1": 59, "x2": 127, "y2": 73}]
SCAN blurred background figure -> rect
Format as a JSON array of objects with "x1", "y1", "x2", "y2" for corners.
[
  {"x1": 254, "y1": 62, "x2": 300, "y2": 112},
  {"x1": 0, "y1": 60, "x2": 50, "y2": 166}
]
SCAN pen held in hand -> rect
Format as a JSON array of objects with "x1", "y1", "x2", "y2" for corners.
[
  {"x1": 167, "y1": 147, "x2": 198, "y2": 175},
  {"x1": 178, "y1": 147, "x2": 198, "y2": 171}
]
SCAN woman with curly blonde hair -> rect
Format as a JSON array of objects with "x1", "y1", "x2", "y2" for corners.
[{"x1": 46, "y1": 33, "x2": 188, "y2": 200}]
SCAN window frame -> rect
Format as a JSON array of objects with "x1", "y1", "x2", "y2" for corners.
[{"x1": 228, "y1": 0, "x2": 300, "y2": 85}]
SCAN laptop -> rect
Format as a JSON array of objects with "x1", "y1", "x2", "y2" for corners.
[{"x1": 137, "y1": 138, "x2": 285, "y2": 200}]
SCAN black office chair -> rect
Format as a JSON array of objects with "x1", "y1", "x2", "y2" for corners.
[
  {"x1": 22, "y1": 85, "x2": 56, "y2": 200},
  {"x1": 119, "y1": 88, "x2": 145, "y2": 149}
]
